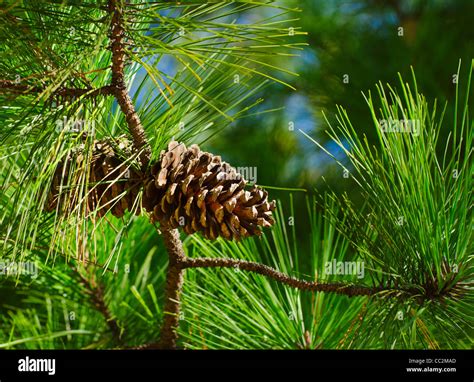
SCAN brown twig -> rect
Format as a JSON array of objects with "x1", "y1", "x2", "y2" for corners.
[
  {"x1": 0, "y1": 79, "x2": 114, "y2": 98},
  {"x1": 107, "y1": 0, "x2": 183, "y2": 349},
  {"x1": 121, "y1": 227, "x2": 186, "y2": 350},
  {"x1": 156, "y1": 227, "x2": 186, "y2": 349},
  {"x1": 108, "y1": 0, "x2": 151, "y2": 168},
  {"x1": 183, "y1": 257, "x2": 384, "y2": 297},
  {"x1": 90, "y1": 283, "x2": 122, "y2": 343},
  {"x1": 76, "y1": 270, "x2": 122, "y2": 344}
]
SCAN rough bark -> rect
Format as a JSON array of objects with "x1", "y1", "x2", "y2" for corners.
[
  {"x1": 108, "y1": 0, "x2": 151, "y2": 167},
  {"x1": 183, "y1": 257, "x2": 383, "y2": 297},
  {"x1": 156, "y1": 227, "x2": 186, "y2": 349}
]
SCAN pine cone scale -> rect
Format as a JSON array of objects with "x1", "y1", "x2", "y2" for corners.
[
  {"x1": 142, "y1": 141, "x2": 275, "y2": 241},
  {"x1": 45, "y1": 136, "x2": 142, "y2": 218}
]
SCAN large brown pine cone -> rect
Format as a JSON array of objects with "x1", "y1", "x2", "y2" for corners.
[
  {"x1": 143, "y1": 141, "x2": 276, "y2": 241},
  {"x1": 45, "y1": 136, "x2": 142, "y2": 218}
]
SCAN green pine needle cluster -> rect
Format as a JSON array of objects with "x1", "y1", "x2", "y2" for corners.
[{"x1": 0, "y1": 0, "x2": 472, "y2": 350}]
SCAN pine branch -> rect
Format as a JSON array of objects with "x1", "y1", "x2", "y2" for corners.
[
  {"x1": 108, "y1": 0, "x2": 151, "y2": 167},
  {"x1": 156, "y1": 227, "x2": 186, "y2": 349},
  {"x1": 106, "y1": 0, "x2": 183, "y2": 349},
  {"x1": 120, "y1": 227, "x2": 186, "y2": 350},
  {"x1": 90, "y1": 284, "x2": 122, "y2": 344},
  {"x1": 76, "y1": 271, "x2": 122, "y2": 344},
  {"x1": 0, "y1": 79, "x2": 114, "y2": 98},
  {"x1": 183, "y1": 257, "x2": 383, "y2": 296}
]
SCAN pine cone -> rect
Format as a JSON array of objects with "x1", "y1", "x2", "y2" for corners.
[
  {"x1": 143, "y1": 141, "x2": 276, "y2": 241},
  {"x1": 45, "y1": 136, "x2": 142, "y2": 218}
]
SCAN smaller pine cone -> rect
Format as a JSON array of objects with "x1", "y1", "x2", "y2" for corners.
[
  {"x1": 45, "y1": 136, "x2": 142, "y2": 218},
  {"x1": 143, "y1": 141, "x2": 276, "y2": 241}
]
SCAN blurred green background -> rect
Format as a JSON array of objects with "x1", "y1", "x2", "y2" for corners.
[{"x1": 204, "y1": 0, "x2": 473, "y2": 216}]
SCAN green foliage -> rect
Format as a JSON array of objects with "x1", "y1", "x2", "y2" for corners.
[
  {"x1": 0, "y1": 0, "x2": 302, "y2": 261},
  {"x1": 0, "y1": 0, "x2": 471, "y2": 351},
  {"x1": 1, "y1": 67, "x2": 472, "y2": 346},
  {"x1": 179, "y1": 197, "x2": 366, "y2": 349},
  {"x1": 302, "y1": 63, "x2": 473, "y2": 348},
  {"x1": 0, "y1": 0, "x2": 307, "y2": 350},
  {"x1": 178, "y1": 66, "x2": 473, "y2": 350},
  {"x1": 0, "y1": 215, "x2": 170, "y2": 349}
]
